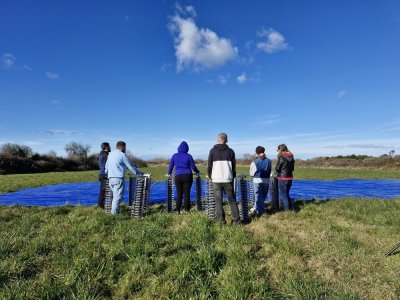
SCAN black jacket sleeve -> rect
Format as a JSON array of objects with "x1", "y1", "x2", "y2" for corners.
[
  {"x1": 207, "y1": 149, "x2": 213, "y2": 178},
  {"x1": 275, "y1": 155, "x2": 283, "y2": 175},
  {"x1": 231, "y1": 149, "x2": 236, "y2": 179}
]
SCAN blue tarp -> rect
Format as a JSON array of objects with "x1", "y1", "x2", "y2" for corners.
[{"x1": 0, "y1": 179, "x2": 400, "y2": 207}]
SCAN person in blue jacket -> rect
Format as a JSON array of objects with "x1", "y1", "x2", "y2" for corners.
[
  {"x1": 168, "y1": 141, "x2": 200, "y2": 213},
  {"x1": 249, "y1": 146, "x2": 272, "y2": 216}
]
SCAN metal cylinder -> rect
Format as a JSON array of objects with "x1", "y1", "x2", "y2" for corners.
[
  {"x1": 104, "y1": 177, "x2": 113, "y2": 213},
  {"x1": 195, "y1": 174, "x2": 204, "y2": 211},
  {"x1": 269, "y1": 175, "x2": 280, "y2": 212},
  {"x1": 131, "y1": 176, "x2": 145, "y2": 217},
  {"x1": 128, "y1": 176, "x2": 137, "y2": 207},
  {"x1": 206, "y1": 179, "x2": 216, "y2": 220},
  {"x1": 248, "y1": 176, "x2": 255, "y2": 207},
  {"x1": 235, "y1": 175, "x2": 250, "y2": 223},
  {"x1": 143, "y1": 175, "x2": 151, "y2": 212},
  {"x1": 166, "y1": 175, "x2": 174, "y2": 212}
]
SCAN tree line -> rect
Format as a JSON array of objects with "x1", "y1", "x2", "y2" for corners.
[{"x1": 0, "y1": 142, "x2": 147, "y2": 175}]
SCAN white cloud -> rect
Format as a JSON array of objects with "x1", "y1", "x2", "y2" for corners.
[
  {"x1": 218, "y1": 74, "x2": 229, "y2": 85},
  {"x1": 51, "y1": 99, "x2": 62, "y2": 105},
  {"x1": 237, "y1": 73, "x2": 247, "y2": 84},
  {"x1": 253, "y1": 115, "x2": 282, "y2": 126},
  {"x1": 257, "y1": 28, "x2": 289, "y2": 54},
  {"x1": 2, "y1": 53, "x2": 16, "y2": 69},
  {"x1": 36, "y1": 130, "x2": 77, "y2": 136},
  {"x1": 45, "y1": 71, "x2": 60, "y2": 80},
  {"x1": 169, "y1": 6, "x2": 238, "y2": 72},
  {"x1": 337, "y1": 90, "x2": 347, "y2": 99}
]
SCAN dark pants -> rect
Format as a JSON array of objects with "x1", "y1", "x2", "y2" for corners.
[
  {"x1": 278, "y1": 180, "x2": 293, "y2": 210},
  {"x1": 175, "y1": 174, "x2": 193, "y2": 212},
  {"x1": 98, "y1": 174, "x2": 107, "y2": 208},
  {"x1": 213, "y1": 182, "x2": 240, "y2": 223}
]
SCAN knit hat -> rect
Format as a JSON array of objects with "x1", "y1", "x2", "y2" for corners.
[{"x1": 255, "y1": 146, "x2": 265, "y2": 154}]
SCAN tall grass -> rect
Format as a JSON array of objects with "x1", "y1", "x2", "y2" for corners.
[{"x1": 1, "y1": 199, "x2": 399, "y2": 299}]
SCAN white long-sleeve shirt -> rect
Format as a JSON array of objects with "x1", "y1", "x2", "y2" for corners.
[{"x1": 105, "y1": 149, "x2": 142, "y2": 179}]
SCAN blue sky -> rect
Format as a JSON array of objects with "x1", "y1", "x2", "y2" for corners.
[{"x1": 1, "y1": 0, "x2": 400, "y2": 159}]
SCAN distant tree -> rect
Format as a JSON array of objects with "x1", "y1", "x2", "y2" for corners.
[
  {"x1": 242, "y1": 153, "x2": 253, "y2": 160},
  {"x1": 389, "y1": 150, "x2": 395, "y2": 158},
  {"x1": 0, "y1": 143, "x2": 33, "y2": 158},
  {"x1": 64, "y1": 141, "x2": 91, "y2": 169},
  {"x1": 47, "y1": 150, "x2": 58, "y2": 158},
  {"x1": 125, "y1": 150, "x2": 148, "y2": 168}
]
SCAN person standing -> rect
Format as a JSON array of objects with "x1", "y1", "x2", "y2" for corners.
[
  {"x1": 168, "y1": 141, "x2": 200, "y2": 214},
  {"x1": 249, "y1": 146, "x2": 272, "y2": 216},
  {"x1": 275, "y1": 144, "x2": 295, "y2": 211},
  {"x1": 105, "y1": 141, "x2": 143, "y2": 215},
  {"x1": 207, "y1": 133, "x2": 241, "y2": 225},
  {"x1": 98, "y1": 142, "x2": 111, "y2": 208}
]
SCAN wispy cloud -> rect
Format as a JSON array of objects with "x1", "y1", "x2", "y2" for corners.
[
  {"x1": 24, "y1": 141, "x2": 44, "y2": 146},
  {"x1": 253, "y1": 115, "x2": 282, "y2": 126},
  {"x1": 169, "y1": 5, "x2": 238, "y2": 72},
  {"x1": 45, "y1": 71, "x2": 60, "y2": 80},
  {"x1": 2, "y1": 53, "x2": 15, "y2": 69},
  {"x1": 237, "y1": 73, "x2": 247, "y2": 84},
  {"x1": 218, "y1": 74, "x2": 229, "y2": 85},
  {"x1": 337, "y1": 90, "x2": 347, "y2": 99},
  {"x1": 36, "y1": 130, "x2": 77, "y2": 136},
  {"x1": 2, "y1": 53, "x2": 32, "y2": 71},
  {"x1": 257, "y1": 28, "x2": 289, "y2": 54},
  {"x1": 325, "y1": 144, "x2": 395, "y2": 150}
]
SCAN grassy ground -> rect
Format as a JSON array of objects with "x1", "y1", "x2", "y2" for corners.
[
  {"x1": 1, "y1": 166, "x2": 400, "y2": 194},
  {"x1": 0, "y1": 199, "x2": 399, "y2": 299}
]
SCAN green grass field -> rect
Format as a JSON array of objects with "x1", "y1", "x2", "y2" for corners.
[
  {"x1": 1, "y1": 167, "x2": 400, "y2": 299},
  {"x1": 1, "y1": 166, "x2": 400, "y2": 194},
  {"x1": 1, "y1": 200, "x2": 399, "y2": 299}
]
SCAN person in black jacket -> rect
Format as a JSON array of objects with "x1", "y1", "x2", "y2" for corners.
[
  {"x1": 275, "y1": 144, "x2": 295, "y2": 210},
  {"x1": 207, "y1": 133, "x2": 241, "y2": 225},
  {"x1": 98, "y1": 142, "x2": 110, "y2": 208}
]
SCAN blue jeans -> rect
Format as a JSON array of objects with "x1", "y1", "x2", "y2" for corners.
[
  {"x1": 253, "y1": 181, "x2": 269, "y2": 214},
  {"x1": 278, "y1": 180, "x2": 293, "y2": 211},
  {"x1": 109, "y1": 178, "x2": 125, "y2": 215}
]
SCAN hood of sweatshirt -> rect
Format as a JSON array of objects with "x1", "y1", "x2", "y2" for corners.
[
  {"x1": 213, "y1": 143, "x2": 229, "y2": 151},
  {"x1": 281, "y1": 151, "x2": 294, "y2": 161},
  {"x1": 178, "y1": 141, "x2": 189, "y2": 153}
]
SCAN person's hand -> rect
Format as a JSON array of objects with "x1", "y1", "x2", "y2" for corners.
[{"x1": 143, "y1": 173, "x2": 151, "y2": 177}]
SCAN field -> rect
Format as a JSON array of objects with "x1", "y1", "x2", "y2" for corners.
[
  {"x1": 1, "y1": 168, "x2": 400, "y2": 299},
  {"x1": 1, "y1": 166, "x2": 400, "y2": 194}
]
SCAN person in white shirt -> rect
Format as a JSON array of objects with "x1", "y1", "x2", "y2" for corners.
[{"x1": 105, "y1": 141, "x2": 143, "y2": 214}]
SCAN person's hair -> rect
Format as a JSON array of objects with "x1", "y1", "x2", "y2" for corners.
[
  {"x1": 101, "y1": 142, "x2": 110, "y2": 151},
  {"x1": 217, "y1": 133, "x2": 228, "y2": 144},
  {"x1": 116, "y1": 141, "x2": 126, "y2": 149},
  {"x1": 278, "y1": 144, "x2": 289, "y2": 152}
]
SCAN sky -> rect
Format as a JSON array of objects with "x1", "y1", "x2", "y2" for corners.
[{"x1": 1, "y1": 0, "x2": 400, "y2": 159}]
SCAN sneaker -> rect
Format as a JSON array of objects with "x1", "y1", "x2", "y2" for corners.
[
  {"x1": 249, "y1": 208, "x2": 257, "y2": 217},
  {"x1": 182, "y1": 210, "x2": 190, "y2": 214},
  {"x1": 231, "y1": 219, "x2": 242, "y2": 225}
]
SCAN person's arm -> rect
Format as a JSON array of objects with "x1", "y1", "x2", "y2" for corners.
[
  {"x1": 189, "y1": 155, "x2": 200, "y2": 174},
  {"x1": 249, "y1": 161, "x2": 256, "y2": 177},
  {"x1": 207, "y1": 150, "x2": 213, "y2": 178},
  {"x1": 122, "y1": 153, "x2": 143, "y2": 176},
  {"x1": 167, "y1": 156, "x2": 175, "y2": 175},
  {"x1": 292, "y1": 158, "x2": 295, "y2": 172},
  {"x1": 275, "y1": 155, "x2": 283, "y2": 174},
  {"x1": 231, "y1": 150, "x2": 236, "y2": 179},
  {"x1": 267, "y1": 159, "x2": 272, "y2": 175}
]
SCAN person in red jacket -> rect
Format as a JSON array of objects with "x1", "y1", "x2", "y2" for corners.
[{"x1": 275, "y1": 144, "x2": 295, "y2": 211}]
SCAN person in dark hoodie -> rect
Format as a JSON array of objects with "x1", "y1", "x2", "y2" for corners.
[
  {"x1": 98, "y1": 142, "x2": 111, "y2": 208},
  {"x1": 249, "y1": 146, "x2": 272, "y2": 216},
  {"x1": 168, "y1": 141, "x2": 200, "y2": 213},
  {"x1": 207, "y1": 133, "x2": 241, "y2": 225},
  {"x1": 275, "y1": 144, "x2": 295, "y2": 211}
]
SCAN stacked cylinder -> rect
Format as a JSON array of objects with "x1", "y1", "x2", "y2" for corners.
[
  {"x1": 103, "y1": 177, "x2": 113, "y2": 213},
  {"x1": 130, "y1": 175, "x2": 152, "y2": 218},
  {"x1": 206, "y1": 179, "x2": 216, "y2": 220},
  {"x1": 195, "y1": 174, "x2": 204, "y2": 211},
  {"x1": 166, "y1": 175, "x2": 174, "y2": 212},
  {"x1": 269, "y1": 174, "x2": 280, "y2": 212},
  {"x1": 235, "y1": 174, "x2": 250, "y2": 224},
  {"x1": 248, "y1": 176, "x2": 255, "y2": 207}
]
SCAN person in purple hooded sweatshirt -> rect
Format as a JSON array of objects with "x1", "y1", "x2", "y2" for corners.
[{"x1": 168, "y1": 141, "x2": 200, "y2": 214}]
